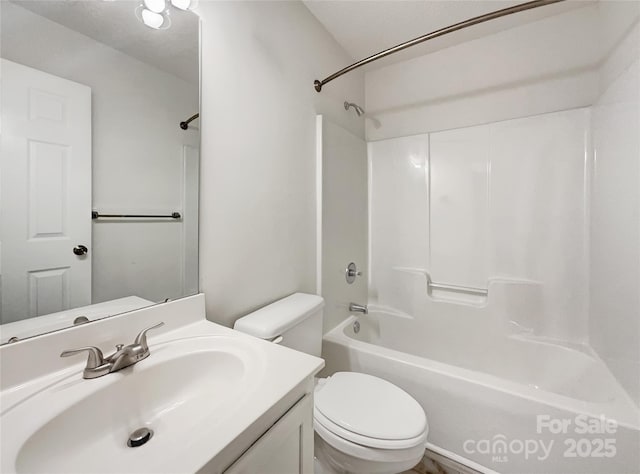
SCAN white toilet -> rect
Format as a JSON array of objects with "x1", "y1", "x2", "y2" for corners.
[{"x1": 234, "y1": 293, "x2": 428, "y2": 474}]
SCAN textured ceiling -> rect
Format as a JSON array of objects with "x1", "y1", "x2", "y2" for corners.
[
  {"x1": 10, "y1": 0, "x2": 199, "y2": 84},
  {"x1": 303, "y1": 0, "x2": 593, "y2": 71}
]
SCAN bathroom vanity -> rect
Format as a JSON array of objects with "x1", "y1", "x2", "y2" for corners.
[{"x1": 0, "y1": 295, "x2": 324, "y2": 473}]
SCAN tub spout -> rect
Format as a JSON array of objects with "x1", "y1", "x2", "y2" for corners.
[{"x1": 349, "y1": 302, "x2": 368, "y2": 314}]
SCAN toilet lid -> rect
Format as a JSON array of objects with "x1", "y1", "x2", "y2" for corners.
[{"x1": 314, "y1": 372, "x2": 427, "y2": 441}]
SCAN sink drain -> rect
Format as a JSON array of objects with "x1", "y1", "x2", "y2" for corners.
[{"x1": 127, "y1": 427, "x2": 153, "y2": 447}]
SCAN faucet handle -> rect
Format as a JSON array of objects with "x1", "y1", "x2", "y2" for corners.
[
  {"x1": 134, "y1": 322, "x2": 165, "y2": 351},
  {"x1": 60, "y1": 346, "x2": 105, "y2": 369}
]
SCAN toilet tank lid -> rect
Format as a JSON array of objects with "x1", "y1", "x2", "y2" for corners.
[{"x1": 233, "y1": 293, "x2": 324, "y2": 340}]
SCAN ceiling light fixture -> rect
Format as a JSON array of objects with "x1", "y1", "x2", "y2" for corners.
[
  {"x1": 135, "y1": 4, "x2": 171, "y2": 30},
  {"x1": 143, "y1": 0, "x2": 166, "y2": 14},
  {"x1": 170, "y1": 0, "x2": 191, "y2": 11},
  {"x1": 136, "y1": 0, "x2": 195, "y2": 30},
  {"x1": 141, "y1": 8, "x2": 165, "y2": 29}
]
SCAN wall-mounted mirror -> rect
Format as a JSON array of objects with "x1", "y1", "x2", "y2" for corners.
[{"x1": 0, "y1": 0, "x2": 200, "y2": 344}]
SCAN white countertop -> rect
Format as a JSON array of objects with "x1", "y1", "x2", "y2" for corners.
[{"x1": 0, "y1": 294, "x2": 324, "y2": 473}]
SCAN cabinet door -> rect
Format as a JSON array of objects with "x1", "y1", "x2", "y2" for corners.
[{"x1": 225, "y1": 394, "x2": 314, "y2": 474}]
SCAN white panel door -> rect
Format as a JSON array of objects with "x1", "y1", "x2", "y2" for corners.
[{"x1": 1, "y1": 59, "x2": 91, "y2": 324}]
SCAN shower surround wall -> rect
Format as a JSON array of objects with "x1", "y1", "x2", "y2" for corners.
[
  {"x1": 317, "y1": 117, "x2": 368, "y2": 333},
  {"x1": 369, "y1": 108, "x2": 590, "y2": 343},
  {"x1": 590, "y1": 9, "x2": 640, "y2": 405}
]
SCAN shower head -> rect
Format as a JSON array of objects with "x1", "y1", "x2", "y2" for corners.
[{"x1": 344, "y1": 101, "x2": 365, "y2": 117}]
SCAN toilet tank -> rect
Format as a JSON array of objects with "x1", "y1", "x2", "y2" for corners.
[{"x1": 233, "y1": 293, "x2": 324, "y2": 357}]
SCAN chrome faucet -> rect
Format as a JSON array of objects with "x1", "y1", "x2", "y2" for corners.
[
  {"x1": 349, "y1": 302, "x2": 368, "y2": 314},
  {"x1": 60, "y1": 322, "x2": 164, "y2": 379}
]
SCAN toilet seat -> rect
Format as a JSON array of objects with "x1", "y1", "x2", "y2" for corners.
[
  {"x1": 314, "y1": 372, "x2": 428, "y2": 450},
  {"x1": 314, "y1": 409, "x2": 427, "y2": 450},
  {"x1": 314, "y1": 418, "x2": 426, "y2": 465}
]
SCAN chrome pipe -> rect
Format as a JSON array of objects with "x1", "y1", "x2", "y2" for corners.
[{"x1": 314, "y1": 0, "x2": 565, "y2": 92}]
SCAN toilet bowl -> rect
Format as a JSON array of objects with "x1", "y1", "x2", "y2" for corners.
[
  {"x1": 233, "y1": 293, "x2": 428, "y2": 474},
  {"x1": 313, "y1": 372, "x2": 428, "y2": 474}
]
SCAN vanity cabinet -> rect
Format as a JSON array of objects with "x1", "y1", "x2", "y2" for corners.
[{"x1": 224, "y1": 394, "x2": 314, "y2": 474}]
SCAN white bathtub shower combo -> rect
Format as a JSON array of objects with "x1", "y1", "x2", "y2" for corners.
[{"x1": 318, "y1": 88, "x2": 640, "y2": 471}]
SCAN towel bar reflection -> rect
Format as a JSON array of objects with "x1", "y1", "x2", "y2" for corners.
[
  {"x1": 91, "y1": 211, "x2": 181, "y2": 220},
  {"x1": 427, "y1": 280, "x2": 488, "y2": 297}
]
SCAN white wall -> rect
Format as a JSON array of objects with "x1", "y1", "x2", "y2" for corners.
[
  {"x1": 197, "y1": 1, "x2": 364, "y2": 327},
  {"x1": 590, "y1": 2, "x2": 640, "y2": 405},
  {"x1": 365, "y1": 5, "x2": 600, "y2": 140},
  {"x1": 369, "y1": 108, "x2": 590, "y2": 343},
  {"x1": 1, "y1": 2, "x2": 199, "y2": 304}
]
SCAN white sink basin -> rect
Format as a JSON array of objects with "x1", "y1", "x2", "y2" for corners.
[{"x1": 2, "y1": 335, "x2": 265, "y2": 474}]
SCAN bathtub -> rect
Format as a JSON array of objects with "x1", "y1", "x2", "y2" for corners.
[{"x1": 321, "y1": 309, "x2": 640, "y2": 474}]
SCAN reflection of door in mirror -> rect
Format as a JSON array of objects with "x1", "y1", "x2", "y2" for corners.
[
  {"x1": 1, "y1": 59, "x2": 92, "y2": 324},
  {"x1": 0, "y1": 0, "x2": 200, "y2": 343}
]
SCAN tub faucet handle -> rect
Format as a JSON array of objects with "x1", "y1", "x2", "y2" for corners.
[{"x1": 345, "y1": 262, "x2": 362, "y2": 284}]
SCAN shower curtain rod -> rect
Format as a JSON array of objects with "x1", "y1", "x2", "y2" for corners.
[
  {"x1": 180, "y1": 113, "x2": 199, "y2": 130},
  {"x1": 313, "y1": 0, "x2": 565, "y2": 93}
]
